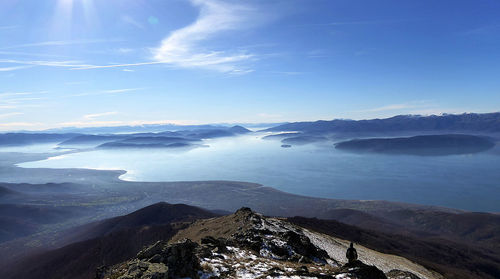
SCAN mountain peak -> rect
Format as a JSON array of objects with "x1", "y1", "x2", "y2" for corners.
[
  {"x1": 229, "y1": 125, "x2": 251, "y2": 134},
  {"x1": 100, "y1": 208, "x2": 435, "y2": 279}
]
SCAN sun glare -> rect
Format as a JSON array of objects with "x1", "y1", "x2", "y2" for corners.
[
  {"x1": 57, "y1": 0, "x2": 73, "y2": 12},
  {"x1": 52, "y1": 0, "x2": 97, "y2": 36}
]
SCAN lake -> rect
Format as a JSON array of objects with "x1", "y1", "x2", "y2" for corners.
[{"x1": 19, "y1": 134, "x2": 500, "y2": 212}]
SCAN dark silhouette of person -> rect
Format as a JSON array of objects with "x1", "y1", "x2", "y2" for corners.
[{"x1": 346, "y1": 242, "x2": 358, "y2": 264}]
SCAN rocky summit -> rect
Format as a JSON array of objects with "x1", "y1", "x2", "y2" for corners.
[{"x1": 98, "y1": 208, "x2": 439, "y2": 279}]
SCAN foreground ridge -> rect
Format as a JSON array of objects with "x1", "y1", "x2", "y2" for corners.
[{"x1": 98, "y1": 208, "x2": 438, "y2": 279}]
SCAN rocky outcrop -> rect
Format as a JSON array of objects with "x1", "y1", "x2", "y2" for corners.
[
  {"x1": 386, "y1": 269, "x2": 424, "y2": 279},
  {"x1": 103, "y1": 239, "x2": 200, "y2": 279},
  {"x1": 100, "y1": 208, "x2": 432, "y2": 279},
  {"x1": 340, "y1": 261, "x2": 388, "y2": 279}
]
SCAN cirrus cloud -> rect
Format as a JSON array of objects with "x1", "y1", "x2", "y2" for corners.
[
  {"x1": 0, "y1": 1, "x2": 265, "y2": 74},
  {"x1": 152, "y1": 0, "x2": 257, "y2": 73},
  {"x1": 83, "y1": 111, "x2": 118, "y2": 120}
]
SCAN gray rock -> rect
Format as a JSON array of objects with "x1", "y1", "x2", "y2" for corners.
[{"x1": 386, "y1": 269, "x2": 422, "y2": 279}]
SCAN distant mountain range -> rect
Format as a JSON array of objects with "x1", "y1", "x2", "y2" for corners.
[
  {"x1": 0, "y1": 133, "x2": 79, "y2": 146},
  {"x1": 0, "y1": 125, "x2": 251, "y2": 148},
  {"x1": 265, "y1": 112, "x2": 500, "y2": 134},
  {"x1": 29, "y1": 122, "x2": 283, "y2": 134},
  {"x1": 3, "y1": 113, "x2": 500, "y2": 146},
  {"x1": 42, "y1": 124, "x2": 234, "y2": 134}
]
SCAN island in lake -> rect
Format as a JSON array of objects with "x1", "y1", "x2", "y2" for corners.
[{"x1": 335, "y1": 134, "x2": 496, "y2": 156}]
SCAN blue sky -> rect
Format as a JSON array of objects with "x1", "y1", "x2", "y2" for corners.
[{"x1": 0, "y1": 0, "x2": 499, "y2": 131}]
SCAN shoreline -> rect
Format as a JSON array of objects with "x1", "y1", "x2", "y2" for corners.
[
  {"x1": 1, "y1": 150, "x2": 467, "y2": 214},
  {"x1": 4, "y1": 136, "x2": 500, "y2": 213}
]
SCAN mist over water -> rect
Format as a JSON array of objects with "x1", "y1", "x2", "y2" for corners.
[
  {"x1": 0, "y1": 143, "x2": 61, "y2": 153},
  {"x1": 20, "y1": 134, "x2": 500, "y2": 212}
]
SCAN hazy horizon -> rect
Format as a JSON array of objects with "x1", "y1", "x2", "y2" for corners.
[
  {"x1": 3, "y1": 111, "x2": 500, "y2": 133},
  {"x1": 2, "y1": 0, "x2": 500, "y2": 131}
]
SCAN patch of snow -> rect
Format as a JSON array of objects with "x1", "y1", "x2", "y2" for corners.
[{"x1": 303, "y1": 229, "x2": 442, "y2": 279}]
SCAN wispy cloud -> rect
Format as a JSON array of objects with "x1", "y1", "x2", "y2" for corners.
[
  {"x1": 0, "y1": 91, "x2": 45, "y2": 98},
  {"x1": 0, "y1": 59, "x2": 93, "y2": 68},
  {"x1": 0, "y1": 2, "x2": 267, "y2": 74},
  {"x1": 0, "y1": 90, "x2": 48, "y2": 110},
  {"x1": 152, "y1": 0, "x2": 256, "y2": 73},
  {"x1": 0, "y1": 58, "x2": 129, "y2": 71},
  {"x1": 0, "y1": 104, "x2": 45, "y2": 110},
  {"x1": 71, "y1": 61, "x2": 163, "y2": 70},
  {"x1": 2, "y1": 97, "x2": 46, "y2": 104},
  {"x1": 84, "y1": 111, "x2": 118, "y2": 120},
  {"x1": 0, "y1": 105, "x2": 17, "y2": 109},
  {"x1": 0, "y1": 65, "x2": 32, "y2": 72},
  {"x1": 0, "y1": 91, "x2": 48, "y2": 108},
  {"x1": 0, "y1": 39, "x2": 120, "y2": 50},
  {"x1": 0, "y1": 2, "x2": 262, "y2": 74},
  {"x1": 0, "y1": 122, "x2": 40, "y2": 129},
  {"x1": 102, "y1": 88, "x2": 141, "y2": 94},
  {"x1": 0, "y1": 112, "x2": 23, "y2": 119},
  {"x1": 1, "y1": 58, "x2": 160, "y2": 72},
  {"x1": 71, "y1": 88, "x2": 143, "y2": 97},
  {"x1": 0, "y1": 41, "x2": 121, "y2": 72},
  {"x1": 0, "y1": 50, "x2": 69, "y2": 58},
  {"x1": 0, "y1": 90, "x2": 47, "y2": 95}
]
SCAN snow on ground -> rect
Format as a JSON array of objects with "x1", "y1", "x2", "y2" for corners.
[
  {"x1": 199, "y1": 245, "x2": 339, "y2": 279},
  {"x1": 303, "y1": 229, "x2": 443, "y2": 279}
]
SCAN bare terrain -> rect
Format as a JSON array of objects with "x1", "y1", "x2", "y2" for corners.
[{"x1": 0, "y1": 150, "x2": 500, "y2": 278}]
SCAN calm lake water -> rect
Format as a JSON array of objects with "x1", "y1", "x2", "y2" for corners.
[{"x1": 19, "y1": 134, "x2": 500, "y2": 212}]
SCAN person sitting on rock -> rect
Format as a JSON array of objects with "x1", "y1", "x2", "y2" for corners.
[{"x1": 346, "y1": 242, "x2": 358, "y2": 264}]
